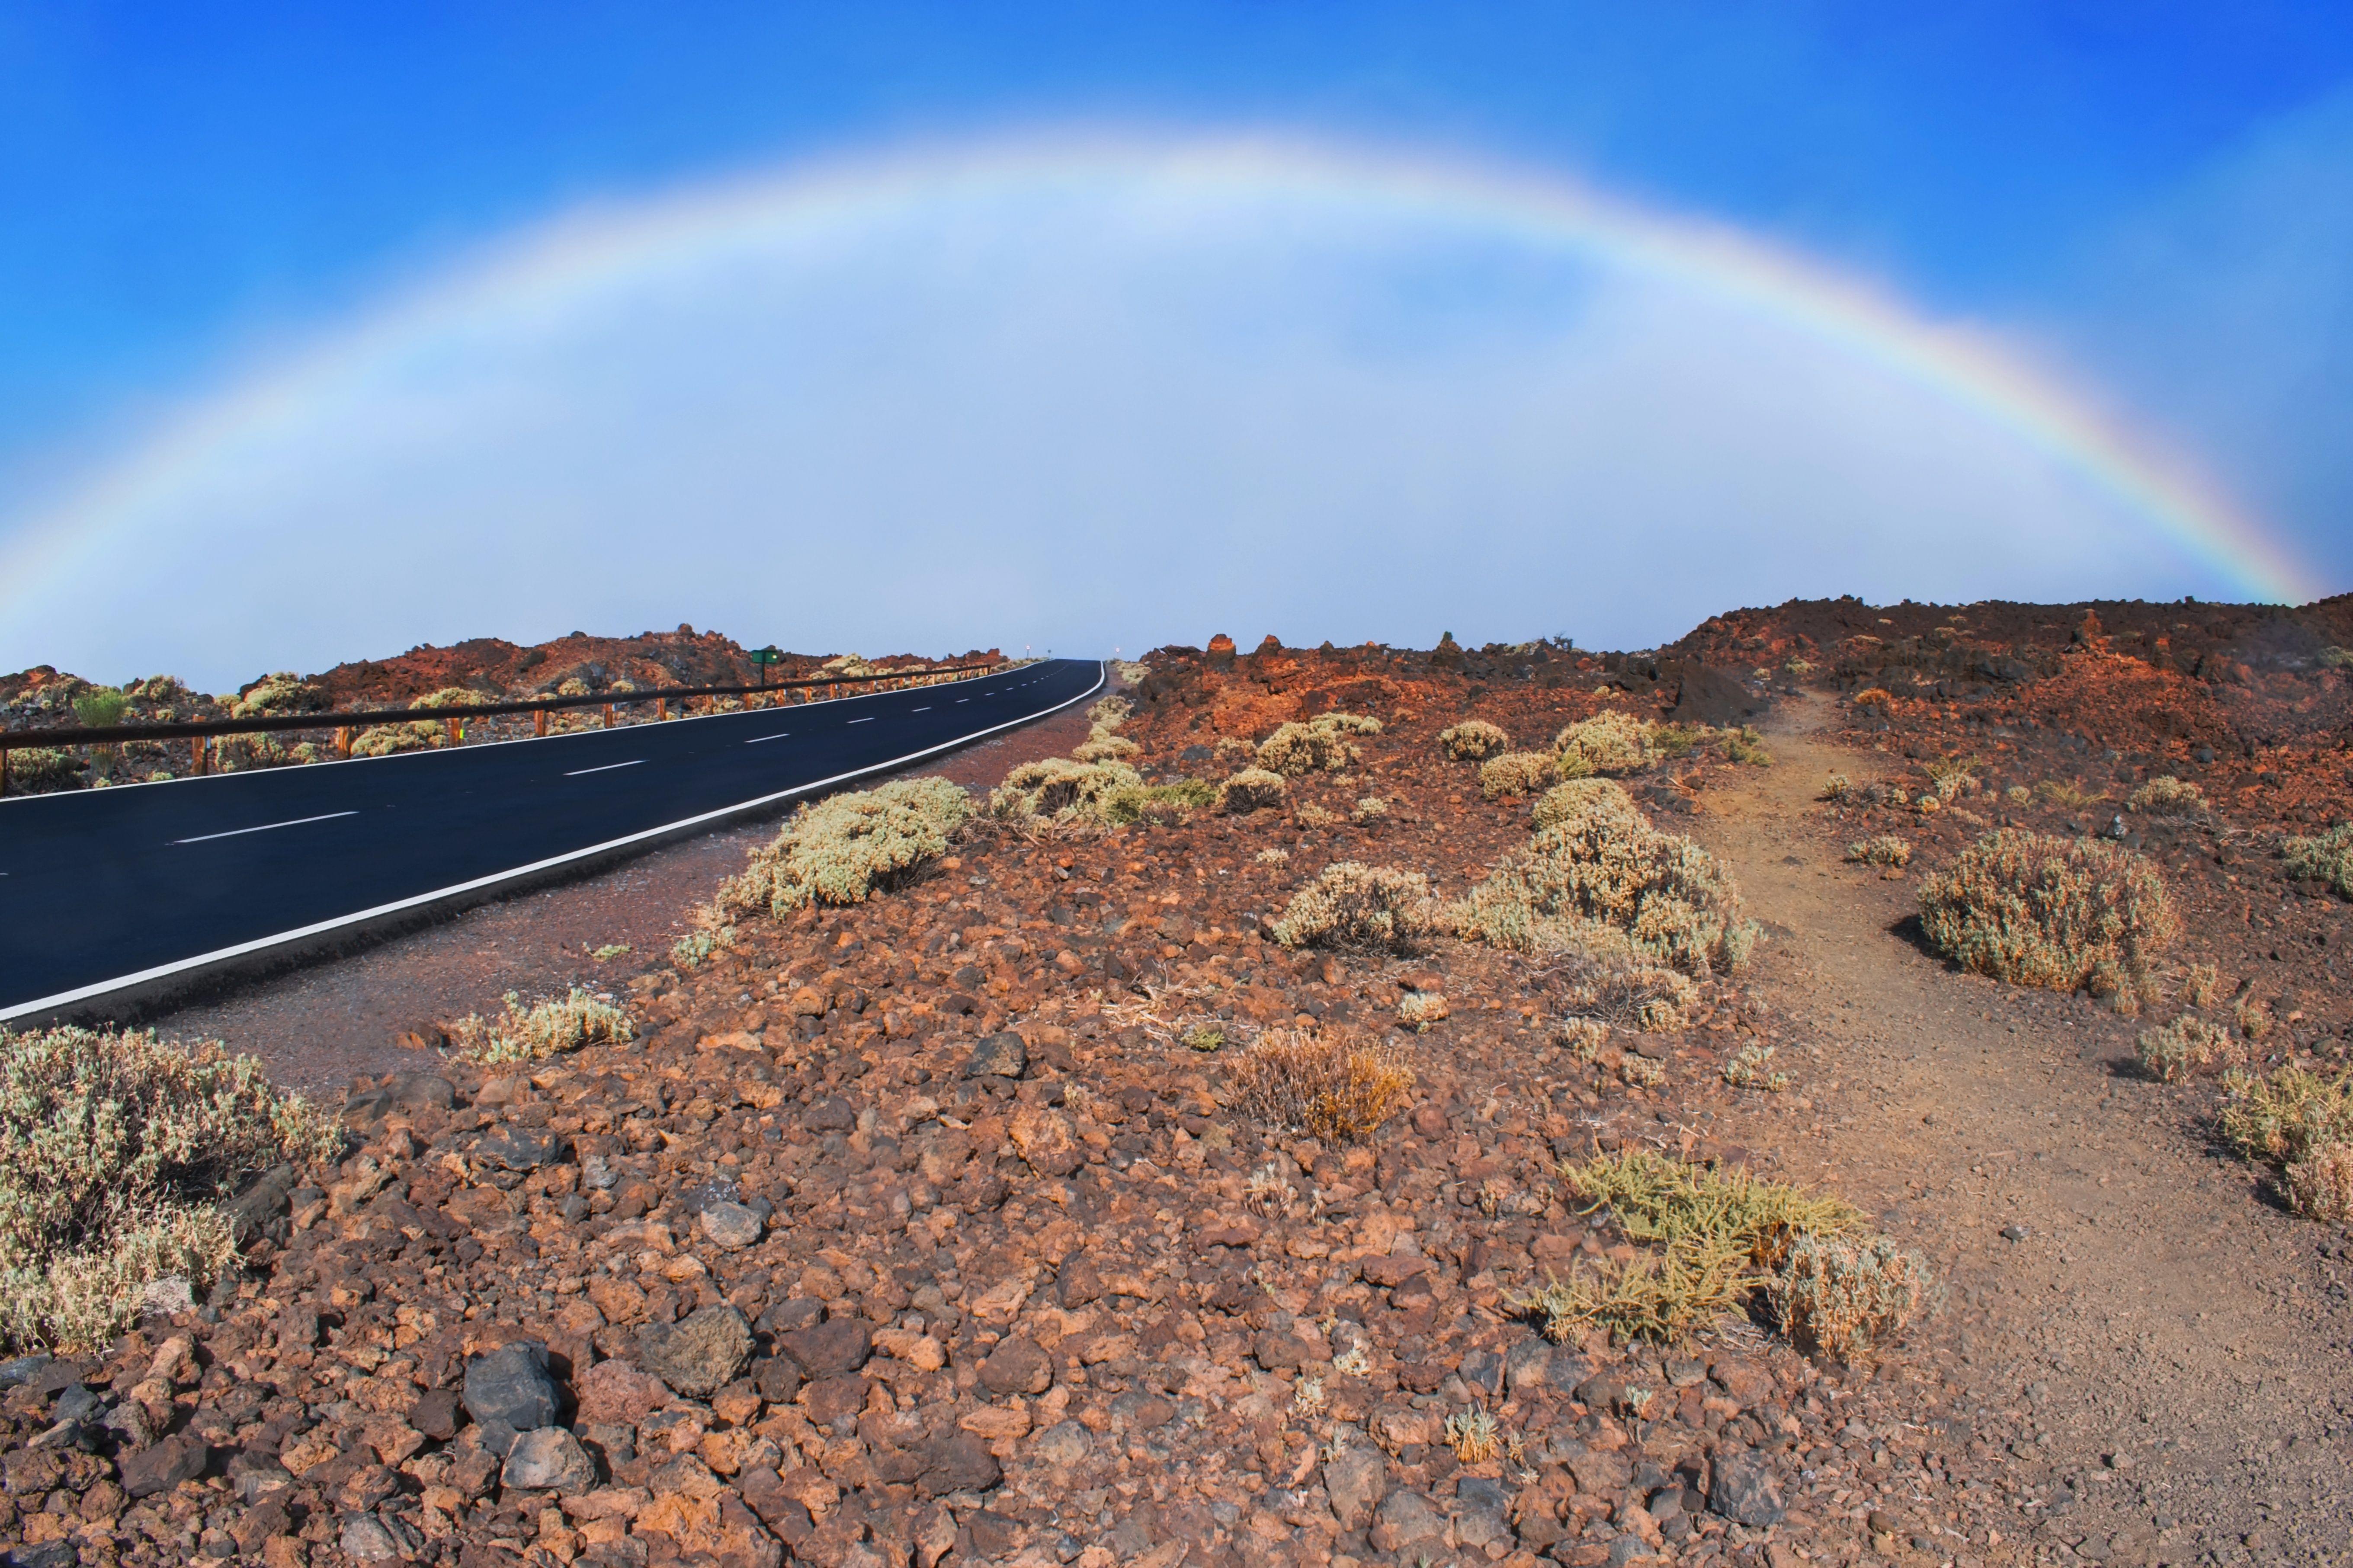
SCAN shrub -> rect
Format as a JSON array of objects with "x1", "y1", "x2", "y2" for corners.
[
  {"x1": 1438, "y1": 721, "x2": 1510, "y2": 761},
  {"x1": 1397, "y1": 993, "x2": 1448, "y2": 1031},
  {"x1": 1847, "y1": 835, "x2": 1913, "y2": 868},
  {"x1": 670, "y1": 927, "x2": 734, "y2": 970},
  {"x1": 1352, "y1": 796, "x2": 1388, "y2": 823},
  {"x1": 1479, "y1": 751, "x2": 1556, "y2": 800},
  {"x1": 7, "y1": 748, "x2": 82, "y2": 793},
  {"x1": 230, "y1": 672, "x2": 328, "y2": 719},
  {"x1": 1513, "y1": 1150, "x2": 1869, "y2": 1344},
  {"x1": 2283, "y1": 824, "x2": 2353, "y2": 897},
  {"x1": 1223, "y1": 1030, "x2": 1414, "y2": 1146},
  {"x1": 1723, "y1": 1043, "x2": 1789, "y2": 1092},
  {"x1": 989, "y1": 759, "x2": 1140, "y2": 823},
  {"x1": 2286, "y1": 1143, "x2": 2353, "y2": 1223},
  {"x1": 2217, "y1": 1066, "x2": 2353, "y2": 1167},
  {"x1": 1098, "y1": 778, "x2": 1218, "y2": 827},
  {"x1": 451, "y1": 989, "x2": 636, "y2": 1065},
  {"x1": 2135, "y1": 1014, "x2": 2240, "y2": 1082},
  {"x1": 1820, "y1": 774, "x2": 1856, "y2": 803},
  {"x1": 216, "y1": 734, "x2": 317, "y2": 772},
  {"x1": 1087, "y1": 695, "x2": 1134, "y2": 730},
  {"x1": 1653, "y1": 724, "x2": 1700, "y2": 760},
  {"x1": 1767, "y1": 1234, "x2": 1933, "y2": 1360},
  {"x1": 1444, "y1": 1406, "x2": 1500, "y2": 1463},
  {"x1": 2128, "y1": 776, "x2": 2206, "y2": 817},
  {"x1": 1852, "y1": 688, "x2": 1893, "y2": 710},
  {"x1": 415, "y1": 686, "x2": 488, "y2": 709},
  {"x1": 0, "y1": 1027, "x2": 342, "y2": 1352},
  {"x1": 1218, "y1": 768, "x2": 1289, "y2": 814},
  {"x1": 1254, "y1": 847, "x2": 1289, "y2": 865},
  {"x1": 1723, "y1": 727, "x2": 1773, "y2": 767},
  {"x1": 1917, "y1": 830, "x2": 2180, "y2": 1000},
  {"x1": 1257, "y1": 714, "x2": 1378, "y2": 776},
  {"x1": 1555, "y1": 711, "x2": 1657, "y2": 774},
  {"x1": 1558, "y1": 1018, "x2": 1610, "y2": 1062},
  {"x1": 1071, "y1": 734, "x2": 1139, "y2": 763},
  {"x1": 2034, "y1": 778, "x2": 2105, "y2": 809},
  {"x1": 2180, "y1": 963, "x2": 2221, "y2": 1008},
  {"x1": 1554, "y1": 949, "x2": 1702, "y2": 1032},
  {"x1": 1454, "y1": 785, "x2": 1757, "y2": 977},
  {"x1": 71, "y1": 688, "x2": 128, "y2": 728},
  {"x1": 1270, "y1": 863, "x2": 1443, "y2": 954},
  {"x1": 351, "y1": 723, "x2": 432, "y2": 758},
  {"x1": 1532, "y1": 778, "x2": 1643, "y2": 832},
  {"x1": 723, "y1": 778, "x2": 972, "y2": 915}
]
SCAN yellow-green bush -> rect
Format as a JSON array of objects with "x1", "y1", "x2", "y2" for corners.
[
  {"x1": 1218, "y1": 768, "x2": 1288, "y2": 814},
  {"x1": 2128, "y1": 775, "x2": 2205, "y2": 816},
  {"x1": 724, "y1": 777, "x2": 973, "y2": 915},
  {"x1": 2286, "y1": 1143, "x2": 2353, "y2": 1223},
  {"x1": 1917, "y1": 830, "x2": 2180, "y2": 1002},
  {"x1": 1455, "y1": 782, "x2": 1757, "y2": 977},
  {"x1": 2218, "y1": 1065, "x2": 2353, "y2": 1168},
  {"x1": 2135, "y1": 1014, "x2": 2240, "y2": 1082},
  {"x1": 6, "y1": 748, "x2": 81, "y2": 793},
  {"x1": 0, "y1": 1027, "x2": 342, "y2": 1352},
  {"x1": 1256, "y1": 713, "x2": 1378, "y2": 777},
  {"x1": 350, "y1": 723, "x2": 432, "y2": 758},
  {"x1": 229, "y1": 672, "x2": 327, "y2": 719},
  {"x1": 1087, "y1": 695, "x2": 1134, "y2": 730},
  {"x1": 1071, "y1": 734, "x2": 1139, "y2": 763},
  {"x1": 1555, "y1": 710, "x2": 1657, "y2": 774},
  {"x1": 1437, "y1": 720, "x2": 1510, "y2": 761},
  {"x1": 1478, "y1": 750, "x2": 1557, "y2": 800},
  {"x1": 989, "y1": 758, "x2": 1141, "y2": 822},
  {"x1": 2284, "y1": 823, "x2": 2353, "y2": 897},
  {"x1": 1269, "y1": 862, "x2": 1442, "y2": 954},
  {"x1": 1847, "y1": 835, "x2": 1913, "y2": 868},
  {"x1": 451, "y1": 989, "x2": 635, "y2": 1064}
]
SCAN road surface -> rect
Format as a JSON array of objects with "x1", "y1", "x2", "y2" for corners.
[{"x1": 0, "y1": 658, "x2": 1103, "y2": 1021}]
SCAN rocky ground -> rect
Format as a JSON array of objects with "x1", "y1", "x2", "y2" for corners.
[{"x1": 4, "y1": 600, "x2": 2350, "y2": 1568}]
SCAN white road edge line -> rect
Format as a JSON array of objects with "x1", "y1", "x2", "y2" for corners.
[
  {"x1": 172, "y1": 810, "x2": 359, "y2": 845},
  {"x1": 2, "y1": 662, "x2": 1107, "y2": 1022},
  {"x1": 564, "y1": 759, "x2": 645, "y2": 777},
  {"x1": 743, "y1": 732, "x2": 791, "y2": 744}
]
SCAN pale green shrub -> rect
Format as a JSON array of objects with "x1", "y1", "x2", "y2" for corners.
[
  {"x1": 726, "y1": 777, "x2": 973, "y2": 914},
  {"x1": 2286, "y1": 1143, "x2": 2353, "y2": 1223},
  {"x1": 1099, "y1": 778, "x2": 1218, "y2": 826},
  {"x1": 2128, "y1": 776, "x2": 2206, "y2": 816},
  {"x1": 671, "y1": 927, "x2": 734, "y2": 970},
  {"x1": 451, "y1": 989, "x2": 635, "y2": 1064},
  {"x1": 7, "y1": 748, "x2": 81, "y2": 793},
  {"x1": 351, "y1": 723, "x2": 432, "y2": 757},
  {"x1": 229, "y1": 672, "x2": 327, "y2": 719},
  {"x1": 2284, "y1": 824, "x2": 2353, "y2": 897},
  {"x1": 1071, "y1": 734, "x2": 1140, "y2": 763},
  {"x1": 1437, "y1": 720, "x2": 1510, "y2": 761},
  {"x1": 2135, "y1": 1014, "x2": 2240, "y2": 1083},
  {"x1": 414, "y1": 686, "x2": 488, "y2": 709},
  {"x1": 1723, "y1": 727, "x2": 1773, "y2": 767},
  {"x1": 2218, "y1": 1066, "x2": 2353, "y2": 1168},
  {"x1": 1087, "y1": 695, "x2": 1135, "y2": 729},
  {"x1": 1555, "y1": 710, "x2": 1657, "y2": 774},
  {"x1": 1352, "y1": 796, "x2": 1387, "y2": 823},
  {"x1": 1397, "y1": 992, "x2": 1448, "y2": 1031},
  {"x1": 1918, "y1": 831, "x2": 2180, "y2": 1002},
  {"x1": 1270, "y1": 862, "x2": 1443, "y2": 954},
  {"x1": 1847, "y1": 835, "x2": 1913, "y2": 868},
  {"x1": 1723, "y1": 1043, "x2": 1789, "y2": 1092},
  {"x1": 1256, "y1": 713, "x2": 1378, "y2": 776},
  {"x1": 1820, "y1": 774, "x2": 1856, "y2": 803},
  {"x1": 1478, "y1": 751, "x2": 1556, "y2": 800},
  {"x1": 988, "y1": 758, "x2": 1138, "y2": 822},
  {"x1": 1533, "y1": 778, "x2": 1642, "y2": 832},
  {"x1": 1219, "y1": 769, "x2": 1288, "y2": 813},
  {"x1": 1768, "y1": 1234, "x2": 1933, "y2": 1359},
  {"x1": 0, "y1": 1027, "x2": 341, "y2": 1352}
]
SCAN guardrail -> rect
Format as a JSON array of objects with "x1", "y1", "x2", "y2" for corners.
[{"x1": 0, "y1": 658, "x2": 1011, "y2": 795}]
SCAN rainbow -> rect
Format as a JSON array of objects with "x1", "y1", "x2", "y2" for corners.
[{"x1": 0, "y1": 132, "x2": 2324, "y2": 608}]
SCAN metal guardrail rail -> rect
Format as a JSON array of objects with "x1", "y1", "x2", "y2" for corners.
[{"x1": 0, "y1": 658, "x2": 1010, "y2": 794}]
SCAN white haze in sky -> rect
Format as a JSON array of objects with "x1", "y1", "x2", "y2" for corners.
[{"x1": 0, "y1": 169, "x2": 2245, "y2": 690}]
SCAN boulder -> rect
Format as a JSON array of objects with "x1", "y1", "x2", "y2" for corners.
[{"x1": 463, "y1": 1342, "x2": 560, "y2": 1436}]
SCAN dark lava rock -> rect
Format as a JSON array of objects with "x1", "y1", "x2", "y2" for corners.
[
  {"x1": 803, "y1": 1096, "x2": 856, "y2": 1133},
  {"x1": 978, "y1": 1337, "x2": 1051, "y2": 1396},
  {"x1": 1671, "y1": 664, "x2": 1770, "y2": 726},
  {"x1": 917, "y1": 1432, "x2": 1002, "y2": 1497},
  {"x1": 778, "y1": 1317, "x2": 872, "y2": 1380},
  {"x1": 966, "y1": 1031, "x2": 1028, "y2": 1079},
  {"x1": 476, "y1": 1126, "x2": 564, "y2": 1171},
  {"x1": 464, "y1": 1341, "x2": 560, "y2": 1435},
  {"x1": 410, "y1": 1388, "x2": 462, "y2": 1442},
  {"x1": 639, "y1": 1305, "x2": 755, "y2": 1398},
  {"x1": 119, "y1": 1432, "x2": 209, "y2": 1498},
  {"x1": 1709, "y1": 1447, "x2": 1786, "y2": 1526}
]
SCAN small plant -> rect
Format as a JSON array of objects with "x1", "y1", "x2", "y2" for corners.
[
  {"x1": 2128, "y1": 776, "x2": 2206, "y2": 817},
  {"x1": 1397, "y1": 993, "x2": 1449, "y2": 1032},
  {"x1": 1181, "y1": 1024, "x2": 1227, "y2": 1053},
  {"x1": 2283, "y1": 823, "x2": 2353, "y2": 898},
  {"x1": 1225, "y1": 1030, "x2": 1415, "y2": 1146},
  {"x1": 6, "y1": 748, "x2": 81, "y2": 793},
  {"x1": 1619, "y1": 1053, "x2": 1666, "y2": 1088},
  {"x1": 1254, "y1": 847, "x2": 1290, "y2": 866},
  {"x1": 1917, "y1": 830, "x2": 2179, "y2": 1002},
  {"x1": 2235, "y1": 995, "x2": 2275, "y2": 1043},
  {"x1": 671, "y1": 925, "x2": 735, "y2": 970},
  {"x1": 2033, "y1": 778, "x2": 2106, "y2": 810},
  {"x1": 1723, "y1": 1043, "x2": 1789, "y2": 1092},
  {"x1": 1332, "y1": 1343, "x2": 1372, "y2": 1377},
  {"x1": 71, "y1": 687, "x2": 128, "y2": 728},
  {"x1": 1652, "y1": 724, "x2": 1700, "y2": 760},
  {"x1": 1438, "y1": 720, "x2": 1510, "y2": 762},
  {"x1": 2286, "y1": 1143, "x2": 2353, "y2": 1223},
  {"x1": 1558, "y1": 1018, "x2": 1610, "y2": 1062},
  {"x1": 1352, "y1": 796, "x2": 1388, "y2": 823},
  {"x1": 1087, "y1": 695, "x2": 1134, "y2": 730},
  {"x1": 451, "y1": 989, "x2": 635, "y2": 1064},
  {"x1": 1723, "y1": 727, "x2": 1773, "y2": 767},
  {"x1": 1270, "y1": 862, "x2": 1443, "y2": 954},
  {"x1": 1767, "y1": 1234, "x2": 1933, "y2": 1359},
  {"x1": 1820, "y1": 774, "x2": 1855, "y2": 803},
  {"x1": 1294, "y1": 803, "x2": 1340, "y2": 827},
  {"x1": 1444, "y1": 1405, "x2": 1500, "y2": 1463},
  {"x1": 229, "y1": 672, "x2": 328, "y2": 719},
  {"x1": 1243, "y1": 1162, "x2": 1298, "y2": 1217},
  {"x1": 729, "y1": 777, "x2": 972, "y2": 912},
  {"x1": 990, "y1": 758, "x2": 1140, "y2": 824},
  {"x1": 1555, "y1": 711, "x2": 1657, "y2": 775},
  {"x1": 1479, "y1": 750, "x2": 1557, "y2": 800},
  {"x1": 1257, "y1": 714, "x2": 1378, "y2": 777},
  {"x1": 2218, "y1": 1066, "x2": 2353, "y2": 1167},
  {"x1": 1071, "y1": 734, "x2": 1140, "y2": 763},
  {"x1": 0, "y1": 1027, "x2": 342, "y2": 1352},
  {"x1": 2319, "y1": 647, "x2": 2353, "y2": 669},
  {"x1": 1292, "y1": 1374, "x2": 1328, "y2": 1417},
  {"x1": 1532, "y1": 777, "x2": 1642, "y2": 832},
  {"x1": 590, "y1": 943, "x2": 632, "y2": 961},
  {"x1": 2180, "y1": 963, "x2": 2221, "y2": 1008},
  {"x1": 2135, "y1": 1014, "x2": 2241, "y2": 1083},
  {"x1": 2004, "y1": 784, "x2": 2032, "y2": 804},
  {"x1": 1852, "y1": 688, "x2": 1893, "y2": 711},
  {"x1": 1847, "y1": 835, "x2": 1912, "y2": 868},
  {"x1": 1218, "y1": 768, "x2": 1289, "y2": 814}
]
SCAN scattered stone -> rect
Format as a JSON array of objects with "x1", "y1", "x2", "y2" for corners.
[
  {"x1": 502, "y1": 1427, "x2": 597, "y2": 1492},
  {"x1": 777, "y1": 1317, "x2": 871, "y2": 1380},
  {"x1": 641, "y1": 1305, "x2": 755, "y2": 1397},
  {"x1": 1710, "y1": 1446, "x2": 1787, "y2": 1526},
  {"x1": 463, "y1": 1341, "x2": 560, "y2": 1436},
  {"x1": 967, "y1": 1031, "x2": 1028, "y2": 1078},
  {"x1": 119, "y1": 1432, "x2": 208, "y2": 1498},
  {"x1": 698, "y1": 1200, "x2": 765, "y2": 1250}
]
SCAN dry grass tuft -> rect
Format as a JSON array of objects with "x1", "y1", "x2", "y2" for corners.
[
  {"x1": 728, "y1": 777, "x2": 973, "y2": 913},
  {"x1": 2180, "y1": 963, "x2": 2222, "y2": 1008},
  {"x1": 1438, "y1": 720, "x2": 1510, "y2": 761},
  {"x1": 451, "y1": 989, "x2": 635, "y2": 1065},
  {"x1": 1723, "y1": 1043, "x2": 1789, "y2": 1092},
  {"x1": 1270, "y1": 862, "x2": 1443, "y2": 954},
  {"x1": 1820, "y1": 774, "x2": 1856, "y2": 803},
  {"x1": 1224, "y1": 1030, "x2": 1414, "y2": 1146},
  {"x1": 0, "y1": 1027, "x2": 343, "y2": 1352},
  {"x1": 2135, "y1": 1014, "x2": 2241, "y2": 1083},
  {"x1": 1554, "y1": 711, "x2": 1657, "y2": 774},
  {"x1": 1444, "y1": 1406, "x2": 1500, "y2": 1462},
  {"x1": 1917, "y1": 830, "x2": 2179, "y2": 1004},
  {"x1": 1479, "y1": 751, "x2": 1558, "y2": 800},
  {"x1": 2283, "y1": 823, "x2": 2353, "y2": 897}
]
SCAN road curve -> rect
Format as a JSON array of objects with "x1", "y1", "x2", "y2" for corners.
[{"x1": 0, "y1": 658, "x2": 1104, "y2": 1021}]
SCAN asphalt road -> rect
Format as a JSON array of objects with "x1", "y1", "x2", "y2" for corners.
[{"x1": 0, "y1": 658, "x2": 1103, "y2": 1020}]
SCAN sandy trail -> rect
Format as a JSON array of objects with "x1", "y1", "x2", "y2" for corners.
[{"x1": 1693, "y1": 694, "x2": 2349, "y2": 1566}]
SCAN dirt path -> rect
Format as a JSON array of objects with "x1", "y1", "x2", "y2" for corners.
[{"x1": 1693, "y1": 694, "x2": 2351, "y2": 1567}]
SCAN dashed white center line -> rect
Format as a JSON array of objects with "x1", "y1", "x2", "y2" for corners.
[
  {"x1": 911, "y1": 706, "x2": 930, "y2": 712},
  {"x1": 955, "y1": 699, "x2": 968, "y2": 704},
  {"x1": 847, "y1": 717, "x2": 874, "y2": 724},
  {"x1": 173, "y1": 810, "x2": 358, "y2": 845},
  {"x1": 744, "y1": 732, "x2": 791, "y2": 744},
  {"x1": 564, "y1": 760, "x2": 644, "y2": 777}
]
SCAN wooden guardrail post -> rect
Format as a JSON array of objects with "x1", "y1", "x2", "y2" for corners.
[
  {"x1": 657, "y1": 697, "x2": 669, "y2": 721},
  {"x1": 602, "y1": 704, "x2": 615, "y2": 730},
  {"x1": 535, "y1": 710, "x2": 547, "y2": 738},
  {"x1": 335, "y1": 727, "x2": 352, "y2": 759},
  {"x1": 444, "y1": 717, "x2": 462, "y2": 747}
]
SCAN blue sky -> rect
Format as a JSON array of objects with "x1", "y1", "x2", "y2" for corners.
[{"x1": 5, "y1": 3, "x2": 2351, "y2": 682}]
